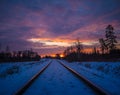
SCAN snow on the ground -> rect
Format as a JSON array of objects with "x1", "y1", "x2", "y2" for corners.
[
  {"x1": 0, "y1": 59, "x2": 120, "y2": 95},
  {"x1": 61, "y1": 60, "x2": 120, "y2": 95},
  {"x1": 0, "y1": 59, "x2": 50, "y2": 95},
  {"x1": 24, "y1": 59, "x2": 96, "y2": 95}
]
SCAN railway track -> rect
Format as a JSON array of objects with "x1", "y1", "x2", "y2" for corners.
[
  {"x1": 58, "y1": 61, "x2": 110, "y2": 95},
  {"x1": 14, "y1": 60, "x2": 110, "y2": 95},
  {"x1": 15, "y1": 61, "x2": 51, "y2": 95}
]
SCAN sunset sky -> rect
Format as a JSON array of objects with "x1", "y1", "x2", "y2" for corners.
[{"x1": 0, "y1": 0, "x2": 120, "y2": 56}]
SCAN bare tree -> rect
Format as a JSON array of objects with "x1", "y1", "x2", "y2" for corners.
[
  {"x1": 99, "y1": 38, "x2": 108, "y2": 54},
  {"x1": 92, "y1": 47, "x2": 97, "y2": 54},
  {"x1": 74, "y1": 39, "x2": 83, "y2": 59},
  {"x1": 64, "y1": 46, "x2": 72, "y2": 56},
  {"x1": 75, "y1": 39, "x2": 83, "y2": 53}
]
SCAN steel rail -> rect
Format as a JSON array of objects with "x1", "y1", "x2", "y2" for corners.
[
  {"x1": 58, "y1": 61, "x2": 110, "y2": 95},
  {"x1": 14, "y1": 61, "x2": 51, "y2": 95}
]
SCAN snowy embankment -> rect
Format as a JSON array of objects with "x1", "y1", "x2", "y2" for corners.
[
  {"x1": 61, "y1": 60, "x2": 120, "y2": 95},
  {"x1": 0, "y1": 59, "x2": 50, "y2": 95}
]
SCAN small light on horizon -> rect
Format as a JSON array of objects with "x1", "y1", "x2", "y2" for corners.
[{"x1": 60, "y1": 54, "x2": 65, "y2": 58}]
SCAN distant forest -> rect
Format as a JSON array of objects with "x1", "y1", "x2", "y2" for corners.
[
  {"x1": 0, "y1": 48, "x2": 40, "y2": 62},
  {"x1": 62, "y1": 25, "x2": 120, "y2": 62}
]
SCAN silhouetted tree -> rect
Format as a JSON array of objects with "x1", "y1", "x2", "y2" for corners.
[
  {"x1": 69, "y1": 46, "x2": 74, "y2": 53},
  {"x1": 75, "y1": 39, "x2": 83, "y2": 53},
  {"x1": 75, "y1": 39, "x2": 83, "y2": 59},
  {"x1": 92, "y1": 47, "x2": 97, "y2": 54},
  {"x1": 64, "y1": 47, "x2": 71, "y2": 56},
  {"x1": 99, "y1": 25, "x2": 117, "y2": 53},
  {"x1": 99, "y1": 38, "x2": 108, "y2": 54},
  {"x1": 105, "y1": 25, "x2": 117, "y2": 51}
]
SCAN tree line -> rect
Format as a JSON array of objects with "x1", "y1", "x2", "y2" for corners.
[
  {"x1": 0, "y1": 48, "x2": 41, "y2": 62},
  {"x1": 63, "y1": 25, "x2": 120, "y2": 62}
]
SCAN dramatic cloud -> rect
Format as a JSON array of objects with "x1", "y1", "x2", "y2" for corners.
[{"x1": 0, "y1": 0, "x2": 120, "y2": 56}]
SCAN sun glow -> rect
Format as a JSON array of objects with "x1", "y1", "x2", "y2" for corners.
[
  {"x1": 50, "y1": 54, "x2": 65, "y2": 58},
  {"x1": 60, "y1": 54, "x2": 65, "y2": 58},
  {"x1": 51, "y1": 54, "x2": 56, "y2": 57}
]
